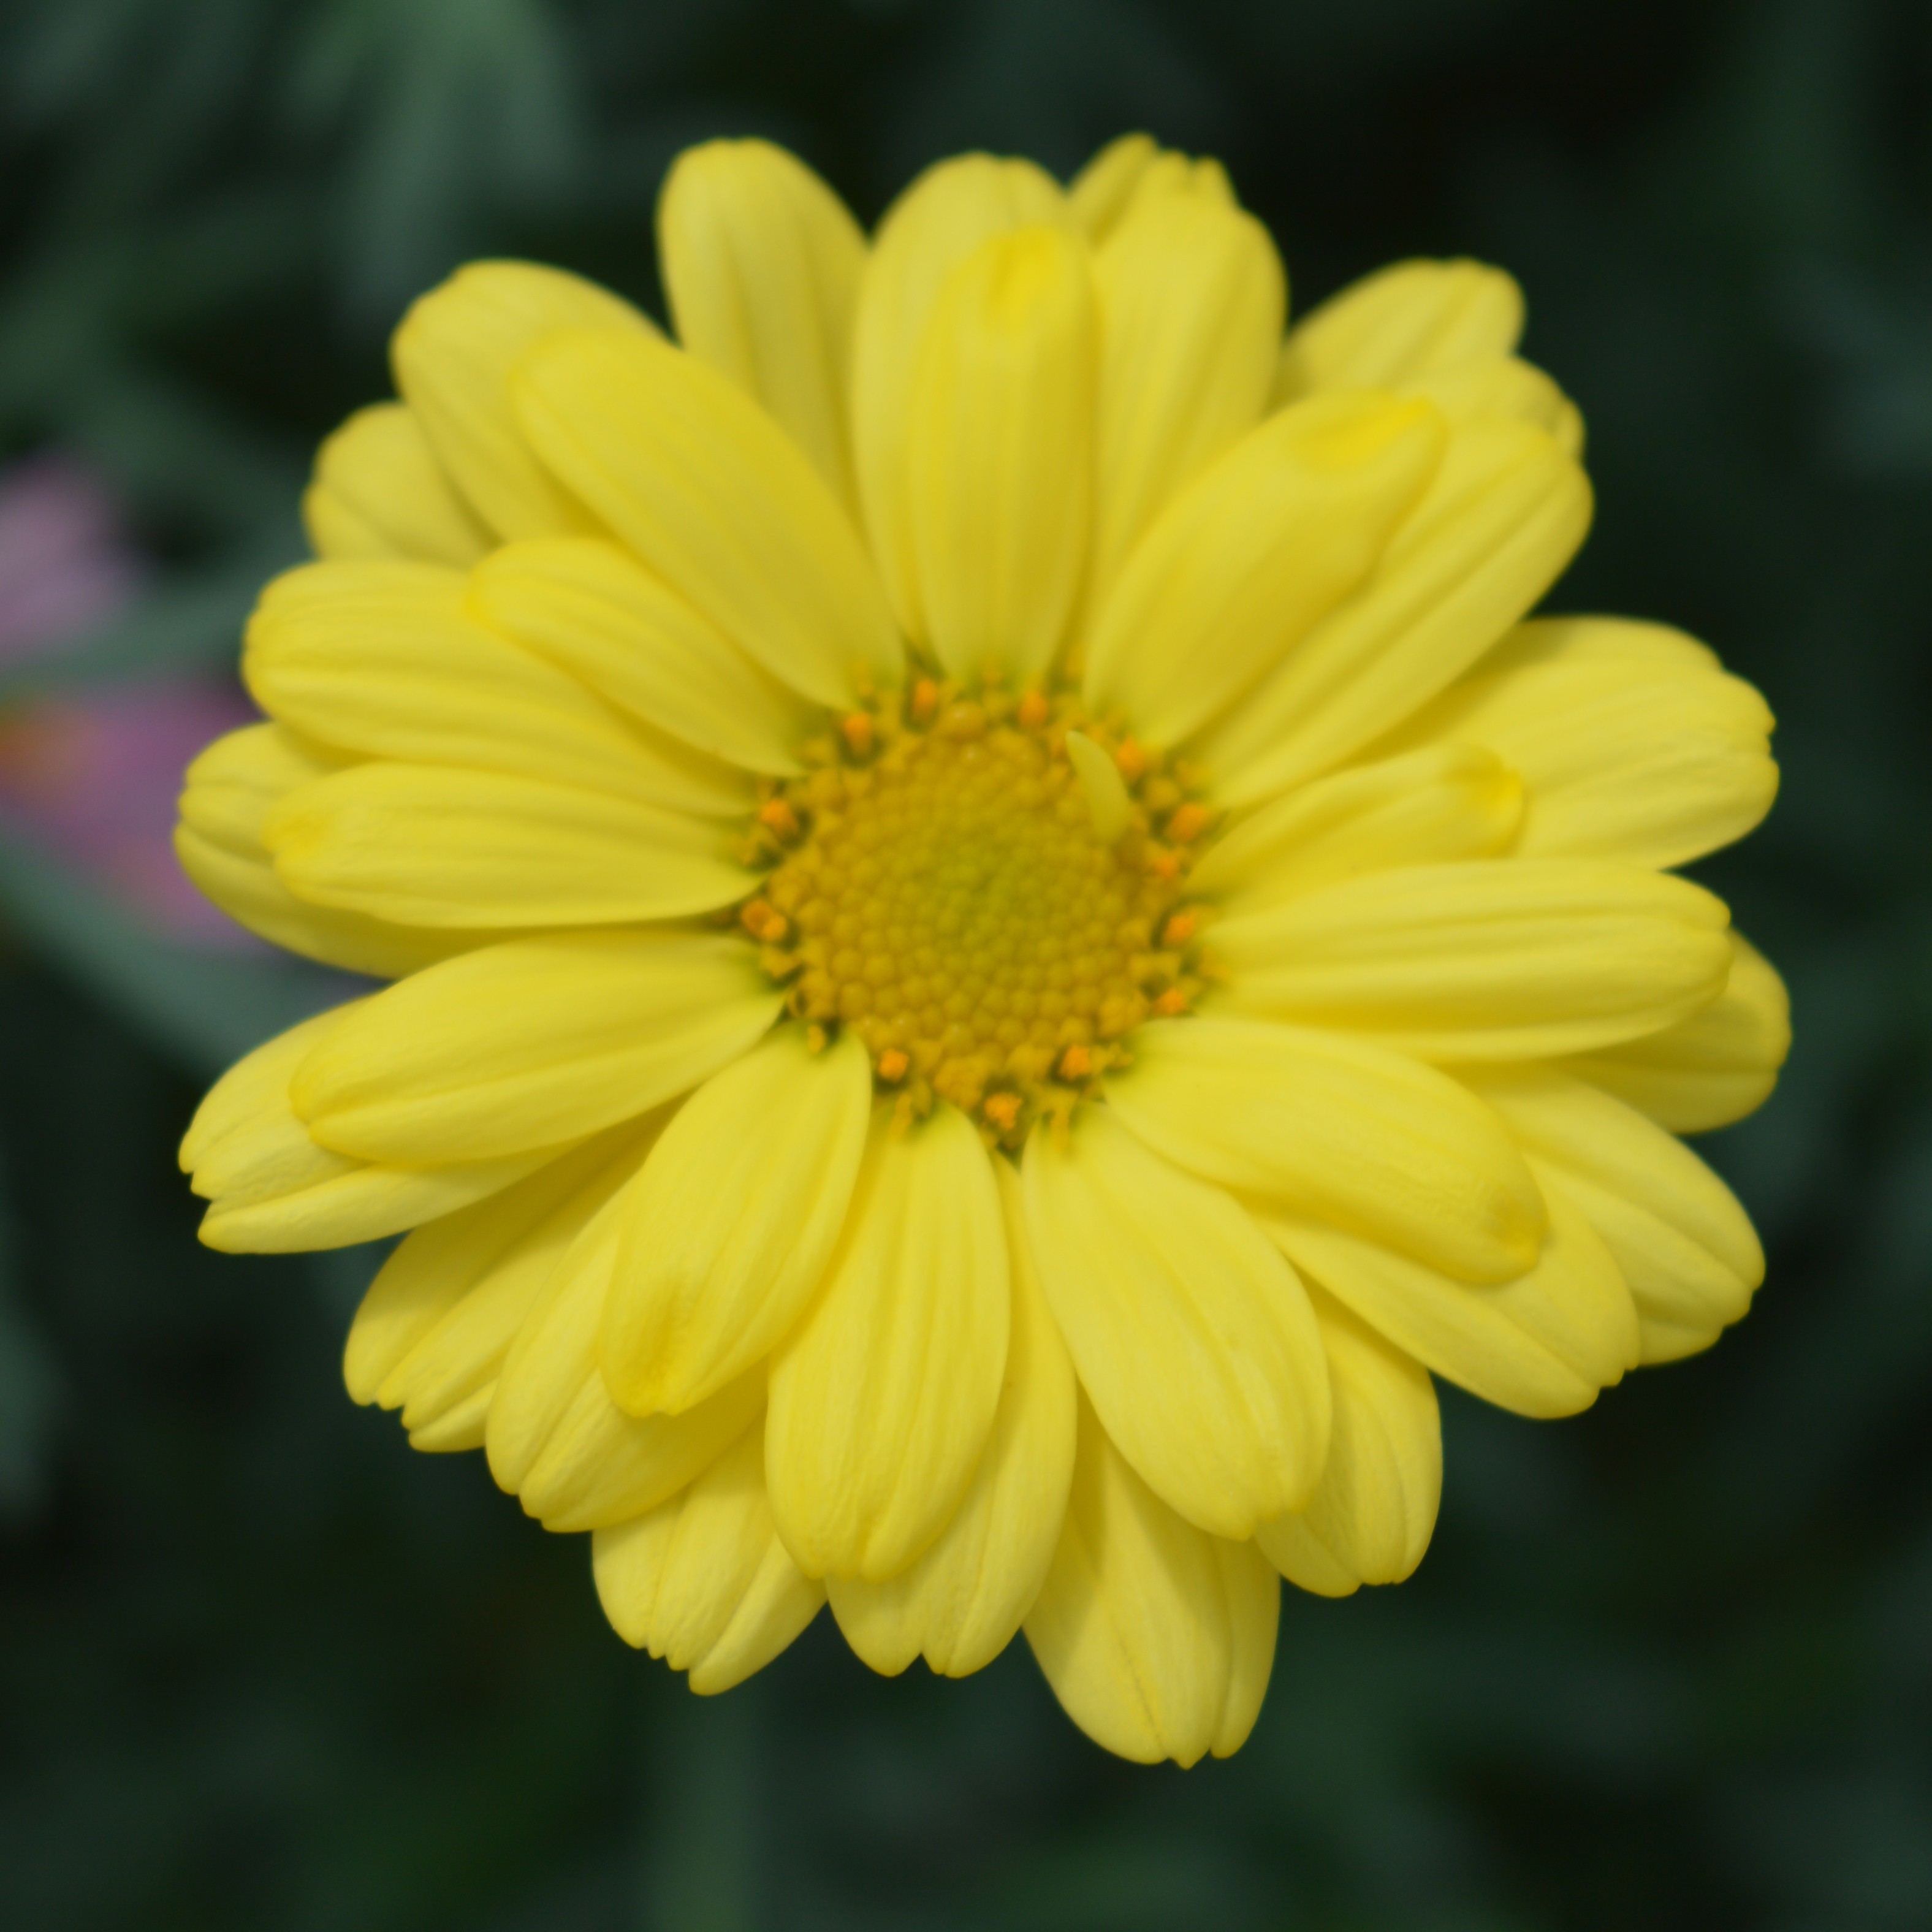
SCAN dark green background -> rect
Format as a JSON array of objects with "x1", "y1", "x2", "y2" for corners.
[{"x1": 3, "y1": 2, "x2": 1929, "y2": 1926}]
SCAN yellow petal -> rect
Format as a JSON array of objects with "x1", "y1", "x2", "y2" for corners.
[
  {"x1": 1477, "y1": 610, "x2": 1720, "y2": 676},
  {"x1": 1214, "y1": 859, "x2": 1734, "y2": 1060},
  {"x1": 1068, "y1": 134, "x2": 1236, "y2": 243},
  {"x1": 1274, "y1": 258, "x2": 1524, "y2": 402},
  {"x1": 1108, "y1": 1016, "x2": 1545, "y2": 1284},
  {"x1": 1063, "y1": 729, "x2": 1134, "y2": 843},
  {"x1": 1022, "y1": 1398, "x2": 1279, "y2": 1767},
  {"x1": 485, "y1": 1177, "x2": 764, "y2": 1532},
  {"x1": 905, "y1": 226, "x2": 1097, "y2": 684},
  {"x1": 1559, "y1": 934, "x2": 1790, "y2": 1133},
  {"x1": 1256, "y1": 1182, "x2": 1639, "y2": 1419},
  {"x1": 467, "y1": 538, "x2": 813, "y2": 775},
  {"x1": 177, "y1": 723, "x2": 474, "y2": 979},
  {"x1": 1211, "y1": 1533, "x2": 1282, "y2": 1759},
  {"x1": 1198, "y1": 416, "x2": 1594, "y2": 807},
  {"x1": 263, "y1": 763, "x2": 752, "y2": 927},
  {"x1": 184, "y1": 1003, "x2": 558, "y2": 1254},
  {"x1": 1022, "y1": 1106, "x2": 1329, "y2": 1537},
  {"x1": 827, "y1": 1158, "x2": 1076, "y2": 1678},
  {"x1": 351, "y1": 1123, "x2": 660, "y2": 1428},
  {"x1": 766, "y1": 1103, "x2": 1010, "y2": 1581},
  {"x1": 1401, "y1": 354, "x2": 1583, "y2": 457},
  {"x1": 1253, "y1": 1288, "x2": 1440, "y2": 1597},
  {"x1": 1467, "y1": 1067, "x2": 1763, "y2": 1361},
  {"x1": 1384, "y1": 617, "x2": 1778, "y2": 869},
  {"x1": 302, "y1": 403, "x2": 489, "y2": 567},
  {"x1": 850, "y1": 153, "x2": 1074, "y2": 635},
  {"x1": 512, "y1": 328, "x2": 901, "y2": 708},
  {"x1": 592, "y1": 1423, "x2": 826, "y2": 1694},
  {"x1": 408, "y1": 1386, "x2": 492, "y2": 1453},
  {"x1": 658, "y1": 138, "x2": 866, "y2": 512},
  {"x1": 1082, "y1": 392, "x2": 1445, "y2": 747},
  {"x1": 1087, "y1": 194, "x2": 1285, "y2": 603},
  {"x1": 392, "y1": 260, "x2": 656, "y2": 541},
  {"x1": 291, "y1": 929, "x2": 781, "y2": 1163},
  {"x1": 1188, "y1": 744, "x2": 1524, "y2": 913},
  {"x1": 601, "y1": 1027, "x2": 872, "y2": 1415},
  {"x1": 245, "y1": 561, "x2": 748, "y2": 818}
]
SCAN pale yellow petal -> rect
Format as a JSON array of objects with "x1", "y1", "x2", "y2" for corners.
[
  {"x1": 263, "y1": 764, "x2": 752, "y2": 927},
  {"x1": 1068, "y1": 135, "x2": 1236, "y2": 243},
  {"x1": 1198, "y1": 416, "x2": 1594, "y2": 806},
  {"x1": 1081, "y1": 392, "x2": 1445, "y2": 747},
  {"x1": 1107, "y1": 1016, "x2": 1545, "y2": 1284},
  {"x1": 1373, "y1": 617, "x2": 1778, "y2": 869},
  {"x1": 407, "y1": 1385, "x2": 492, "y2": 1452},
  {"x1": 1022, "y1": 1106, "x2": 1329, "y2": 1538},
  {"x1": 827, "y1": 1158, "x2": 1076, "y2": 1678},
  {"x1": 1401, "y1": 354, "x2": 1583, "y2": 457},
  {"x1": 184, "y1": 1003, "x2": 558, "y2": 1255},
  {"x1": 512, "y1": 328, "x2": 901, "y2": 708},
  {"x1": 1022, "y1": 1398, "x2": 1278, "y2": 1768},
  {"x1": 766, "y1": 1103, "x2": 1010, "y2": 1581},
  {"x1": 601, "y1": 1027, "x2": 872, "y2": 1415},
  {"x1": 1477, "y1": 611, "x2": 1720, "y2": 676},
  {"x1": 1213, "y1": 859, "x2": 1734, "y2": 1060},
  {"x1": 177, "y1": 723, "x2": 474, "y2": 979},
  {"x1": 1087, "y1": 194, "x2": 1285, "y2": 601},
  {"x1": 1069, "y1": 133, "x2": 1162, "y2": 239},
  {"x1": 906, "y1": 226, "x2": 1096, "y2": 684},
  {"x1": 245, "y1": 561, "x2": 748, "y2": 818},
  {"x1": 592, "y1": 1423, "x2": 826, "y2": 1694},
  {"x1": 1063, "y1": 729, "x2": 1134, "y2": 843},
  {"x1": 1559, "y1": 934, "x2": 1790, "y2": 1133},
  {"x1": 467, "y1": 538, "x2": 813, "y2": 775},
  {"x1": 1253, "y1": 1288, "x2": 1440, "y2": 1597},
  {"x1": 302, "y1": 403, "x2": 489, "y2": 567},
  {"x1": 658, "y1": 138, "x2": 866, "y2": 512},
  {"x1": 1467, "y1": 1067, "x2": 1763, "y2": 1361},
  {"x1": 1256, "y1": 1184, "x2": 1640, "y2": 1420},
  {"x1": 351, "y1": 1122, "x2": 660, "y2": 1429},
  {"x1": 485, "y1": 1178, "x2": 765, "y2": 1531},
  {"x1": 1274, "y1": 258, "x2": 1524, "y2": 402},
  {"x1": 1211, "y1": 1534, "x2": 1282, "y2": 1759},
  {"x1": 850, "y1": 153, "x2": 1075, "y2": 635},
  {"x1": 392, "y1": 260, "x2": 656, "y2": 541},
  {"x1": 291, "y1": 929, "x2": 781, "y2": 1163},
  {"x1": 1188, "y1": 744, "x2": 1523, "y2": 913}
]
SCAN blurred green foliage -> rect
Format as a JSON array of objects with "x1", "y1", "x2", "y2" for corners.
[{"x1": 2, "y1": 1, "x2": 1930, "y2": 1926}]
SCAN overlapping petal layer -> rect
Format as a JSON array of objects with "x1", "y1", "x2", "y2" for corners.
[{"x1": 175, "y1": 131, "x2": 1784, "y2": 1770}]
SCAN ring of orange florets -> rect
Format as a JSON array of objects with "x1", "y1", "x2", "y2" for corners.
[{"x1": 729, "y1": 671, "x2": 1218, "y2": 1150}]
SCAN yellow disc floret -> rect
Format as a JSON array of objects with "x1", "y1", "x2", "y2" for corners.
[{"x1": 740, "y1": 679, "x2": 1214, "y2": 1145}]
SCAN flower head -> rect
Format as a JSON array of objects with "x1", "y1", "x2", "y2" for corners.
[{"x1": 176, "y1": 133, "x2": 1787, "y2": 1764}]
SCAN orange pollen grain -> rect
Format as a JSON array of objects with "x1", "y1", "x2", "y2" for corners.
[
  {"x1": 983, "y1": 1092, "x2": 1022, "y2": 1133},
  {"x1": 1162, "y1": 910, "x2": 1198, "y2": 948},
  {"x1": 1153, "y1": 987, "x2": 1189, "y2": 1017},
  {"x1": 841, "y1": 712, "x2": 875, "y2": 758},
  {"x1": 1166, "y1": 802, "x2": 1210, "y2": 844},
  {"x1": 1057, "y1": 1045, "x2": 1094, "y2": 1081},
  {"x1": 740, "y1": 900, "x2": 788, "y2": 942},
  {"x1": 877, "y1": 1048, "x2": 910, "y2": 1082},
  {"x1": 758, "y1": 799, "x2": 801, "y2": 840}
]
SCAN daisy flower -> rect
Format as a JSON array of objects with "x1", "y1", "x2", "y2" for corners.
[{"x1": 176, "y1": 134, "x2": 1787, "y2": 1765}]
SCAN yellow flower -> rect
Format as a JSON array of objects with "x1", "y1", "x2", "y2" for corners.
[{"x1": 176, "y1": 132, "x2": 1788, "y2": 1766}]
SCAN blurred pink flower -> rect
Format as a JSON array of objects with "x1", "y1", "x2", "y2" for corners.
[{"x1": 0, "y1": 455, "x2": 260, "y2": 947}]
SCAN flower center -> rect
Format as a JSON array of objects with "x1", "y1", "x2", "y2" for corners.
[{"x1": 739, "y1": 679, "x2": 1214, "y2": 1146}]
